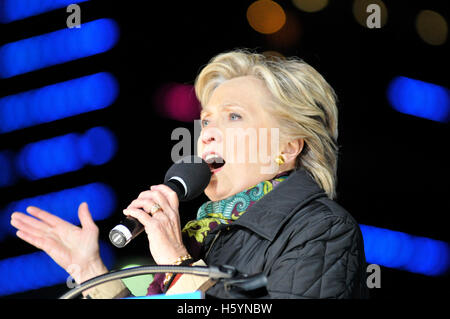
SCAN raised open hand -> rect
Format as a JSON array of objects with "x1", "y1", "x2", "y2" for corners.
[{"x1": 10, "y1": 202, "x2": 107, "y2": 284}]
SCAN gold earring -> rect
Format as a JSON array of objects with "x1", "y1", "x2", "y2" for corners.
[{"x1": 275, "y1": 155, "x2": 285, "y2": 165}]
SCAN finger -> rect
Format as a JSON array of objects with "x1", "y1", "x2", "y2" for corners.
[
  {"x1": 11, "y1": 214, "x2": 48, "y2": 238},
  {"x1": 151, "y1": 185, "x2": 179, "y2": 210},
  {"x1": 16, "y1": 230, "x2": 44, "y2": 249},
  {"x1": 146, "y1": 204, "x2": 183, "y2": 244},
  {"x1": 147, "y1": 189, "x2": 179, "y2": 224},
  {"x1": 78, "y1": 202, "x2": 97, "y2": 231},
  {"x1": 136, "y1": 189, "x2": 174, "y2": 212},
  {"x1": 137, "y1": 190, "x2": 153, "y2": 200},
  {"x1": 134, "y1": 188, "x2": 172, "y2": 213},
  {"x1": 144, "y1": 190, "x2": 182, "y2": 240},
  {"x1": 133, "y1": 191, "x2": 177, "y2": 227},
  {"x1": 25, "y1": 206, "x2": 64, "y2": 228},
  {"x1": 123, "y1": 207, "x2": 147, "y2": 216},
  {"x1": 123, "y1": 208, "x2": 153, "y2": 226},
  {"x1": 127, "y1": 199, "x2": 161, "y2": 214},
  {"x1": 17, "y1": 228, "x2": 60, "y2": 252},
  {"x1": 147, "y1": 189, "x2": 172, "y2": 213},
  {"x1": 11, "y1": 212, "x2": 51, "y2": 233},
  {"x1": 149, "y1": 206, "x2": 175, "y2": 230}
]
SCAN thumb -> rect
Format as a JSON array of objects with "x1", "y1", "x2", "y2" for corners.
[{"x1": 78, "y1": 202, "x2": 97, "y2": 230}]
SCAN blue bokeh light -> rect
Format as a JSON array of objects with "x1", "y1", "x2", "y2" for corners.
[
  {"x1": 0, "y1": 72, "x2": 118, "y2": 133},
  {"x1": 0, "y1": 18, "x2": 119, "y2": 78},
  {"x1": 78, "y1": 126, "x2": 118, "y2": 166},
  {"x1": 13, "y1": 126, "x2": 117, "y2": 181},
  {"x1": 360, "y1": 224, "x2": 450, "y2": 276},
  {"x1": 0, "y1": 0, "x2": 89, "y2": 24},
  {"x1": 0, "y1": 182, "x2": 117, "y2": 241},
  {"x1": 0, "y1": 241, "x2": 114, "y2": 297},
  {"x1": 387, "y1": 76, "x2": 450, "y2": 123},
  {"x1": 0, "y1": 151, "x2": 17, "y2": 187}
]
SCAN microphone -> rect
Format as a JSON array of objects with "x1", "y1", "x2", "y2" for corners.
[{"x1": 109, "y1": 155, "x2": 212, "y2": 248}]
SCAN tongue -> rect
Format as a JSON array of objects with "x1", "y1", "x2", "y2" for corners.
[{"x1": 208, "y1": 159, "x2": 225, "y2": 170}]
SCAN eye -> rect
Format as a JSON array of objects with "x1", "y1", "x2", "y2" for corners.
[
  {"x1": 229, "y1": 112, "x2": 242, "y2": 121},
  {"x1": 201, "y1": 118, "x2": 210, "y2": 127}
]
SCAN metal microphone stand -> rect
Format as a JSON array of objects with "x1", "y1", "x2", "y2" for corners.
[{"x1": 59, "y1": 264, "x2": 267, "y2": 299}]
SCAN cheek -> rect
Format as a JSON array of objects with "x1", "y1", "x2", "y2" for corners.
[
  {"x1": 259, "y1": 128, "x2": 280, "y2": 161},
  {"x1": 248, "y1": 129, "x2": 275, "y2": 165},
  {"x1": 220, "y1": 132, "x2": 256, "y2": 165},
  {"x1": 221, "y1": 125, "x2": 278, "y2": 165},
  {"x1": 196, "y1": 139, "x2": 202, "y2": 157}
]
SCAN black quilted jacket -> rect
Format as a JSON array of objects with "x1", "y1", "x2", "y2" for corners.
[{"x1": 201, "y1": 168, "x2": 369, "y2": 298}]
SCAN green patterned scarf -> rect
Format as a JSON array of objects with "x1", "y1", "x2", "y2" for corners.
[{"x1": 181, "y1": 171, "x2": 291, "y2": 258}]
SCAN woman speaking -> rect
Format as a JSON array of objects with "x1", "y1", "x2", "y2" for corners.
[{"x1": 10, "y1": 49, "x2": 368, "y2": 299}]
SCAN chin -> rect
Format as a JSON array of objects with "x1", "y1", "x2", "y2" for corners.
[
  {"x1": 204, "y1": 179, "x2": 227, "y2": 202},
  {"x1": 204, "y1": 187, "x2": 221, "y2": 202}
]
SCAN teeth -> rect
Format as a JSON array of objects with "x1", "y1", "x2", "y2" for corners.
[{"x1": 205, "y1": 154, "x2": 223, "y2": 163}]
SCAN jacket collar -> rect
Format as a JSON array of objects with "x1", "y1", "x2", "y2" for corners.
[{"x1": 233, "y1": 168, "x2": 327, "y2": 241}]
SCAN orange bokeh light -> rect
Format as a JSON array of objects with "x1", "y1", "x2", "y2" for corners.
[
  {"x1": 415, "y1": 10, "x2": 448, "y2": 46},
  {"x1": 247, "y1": 0, "x2": 286, "y2": 34}
]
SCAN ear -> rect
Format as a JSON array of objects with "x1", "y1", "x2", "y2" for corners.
[{"x1": 280, "y1": 138, "x2": 304, "y2": 170}]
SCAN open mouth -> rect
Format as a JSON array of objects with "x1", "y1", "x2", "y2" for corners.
[{"x1": 204, "y1": 153, "x2": 226, "y2": 173}]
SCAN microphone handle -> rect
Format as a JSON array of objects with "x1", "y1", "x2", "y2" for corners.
[
  {"x1": 109, "y1": 178, "x2": 186, "y2": 248},
  {"x1": 109, "y1": 216, "x2": 145, "y2": 248}
]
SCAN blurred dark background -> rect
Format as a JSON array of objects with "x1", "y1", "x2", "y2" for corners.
[{"x1": 0, "y1": 0, "x2": 448, "y2": 299}]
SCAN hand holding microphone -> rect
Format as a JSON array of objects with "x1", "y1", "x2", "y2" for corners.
[
  {"x1": 109, "y1": 155, "x2": 212, "y2": 264},
  {"x1": 121, "y1": 184, "x2": 189, "y2": 265}
]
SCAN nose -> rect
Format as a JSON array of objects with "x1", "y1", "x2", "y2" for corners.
[{"x1": 201, "y1": 126, "x2": 222, "y2": 144}]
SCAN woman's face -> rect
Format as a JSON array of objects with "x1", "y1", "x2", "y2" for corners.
[{"x1": 197, "y1": 75, "x2": 284, "y2": 201}]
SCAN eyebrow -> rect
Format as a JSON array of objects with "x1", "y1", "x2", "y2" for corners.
[{"x1": 201, "y1": 102, "x2": 247, "y2": 116}]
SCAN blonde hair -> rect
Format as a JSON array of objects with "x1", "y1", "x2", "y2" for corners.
[{"x1": 194, "y1": 49, "x2": 339, "y2": 199}]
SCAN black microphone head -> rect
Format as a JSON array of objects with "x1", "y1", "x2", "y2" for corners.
[{"x1": 164, "y1": 155, "x2": 212, "y2": 201}]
